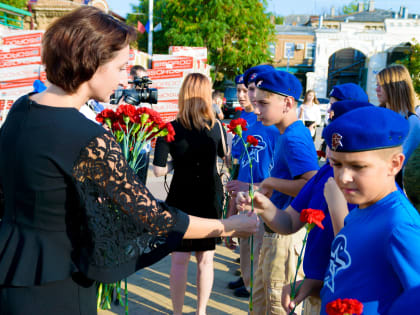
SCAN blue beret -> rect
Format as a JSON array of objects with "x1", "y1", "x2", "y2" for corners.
[
  {"x1": 330, "y1": 100, "x2": 373, "y2": 121},
  {"x1": 243, "y1": 65, "x2": 274, "y2": 87},
  {"x1": 254, "y1": 70, "x2": 302, "y2": 100},
  {"x1": 32, "y1": 79, "x2": 47, "y2": 93},
  {"x1": 324, "y1": 106, "x2": 408, "y2": 152},
  {"x1": 329, "y1": 83, "x2": 368, "y2": 102},
  {"x1": 235, "y1": 74, "x2": 244, "y2": 85}
]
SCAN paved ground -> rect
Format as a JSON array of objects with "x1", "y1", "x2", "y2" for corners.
[{"x1": 98, "y1": 169, "x2": 248, "y2": 315}]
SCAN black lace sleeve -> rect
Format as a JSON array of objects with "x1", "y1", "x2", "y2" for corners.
[{"x1": 72, "y1": 132, "x2": 189, "y2": 283}]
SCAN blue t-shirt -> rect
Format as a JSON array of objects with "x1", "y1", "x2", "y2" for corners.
[
  {"x1": 236, "y1": 121, "x2": 278, "y2": 183},
  {"x1": 291, "y1": 163, "x2": 356, "y2": 280},
  {"x1": 320, "y1": 190, "x2": 420, "y2": 315},
  {"x1": 403, "y1": 114, "x2": 420, "y2": 162},
  {"x1": 270, "y1": 120, "x2": 319, "y2": 210},
  {"x1": 231, "y1": 111, "x2": 258, "y2": 159}
]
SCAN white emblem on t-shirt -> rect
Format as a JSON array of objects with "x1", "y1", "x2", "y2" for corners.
[
  {"x1": 324, "y1": 234, "x2": 352, "y2": 293},
  {"x1": 241, "y1": 135, "x2": 266, "y2": 168}
]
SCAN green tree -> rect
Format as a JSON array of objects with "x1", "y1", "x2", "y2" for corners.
[
  {"x1": 0, "y1": 0, "x2": 28, "y2": 28},
  {"x1": 126, "y1": 0, "x2": 168, "y2": 54},
  {"x1": 128, "y1": 0, "x2": 275, "y2": 82},
  {"x1": 340, "y1": 0, "x2": 367, "y2": 15},
  {"x1": 398, "y1": 40, "x2": 420, "y2": 97},
  {"x1": 1, "y1": 0, "x2": 27, "y2": 9}
]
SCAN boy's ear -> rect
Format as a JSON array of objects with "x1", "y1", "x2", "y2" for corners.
[
  {"x1": 284, "y1": 96, "x2": 295, "y2": 112},
  {"x1": 388, "y1": 151, "x2": 405, "y2": 176}
]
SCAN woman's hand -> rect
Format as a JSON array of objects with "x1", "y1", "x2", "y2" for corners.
[{"x1": 225, "y1": 211, "x2": 259, "y2": 237}]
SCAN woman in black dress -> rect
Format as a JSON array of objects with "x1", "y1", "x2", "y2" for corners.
[
  {"x1": 0, "y1": 7, "x2": 257, "y2": 315},
  {"x1": 153, "y1": 73, "x2": 226, "y2": 315}
]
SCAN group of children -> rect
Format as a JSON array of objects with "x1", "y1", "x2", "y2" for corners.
[{"x1": 224, "y1": 64, "x2": 420, "y2": 314}]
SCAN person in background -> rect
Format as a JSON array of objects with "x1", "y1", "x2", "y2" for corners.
[
  {"x1": 130, "y1": 64, "x2": 151, "y2": 184},
  {"x1": 212, "y1": 90, "x2": 224, "y2": 120},
  {"x1": 0, "y1": 8, "x2": 258, "y2": 314},
  {"x1": 320, "y1": 83, "x2": 368, "y2": 153},
  {"x1": 153, "y1": 73, "x2": 228, "y2": 315},
  {"x1": 225, "y1": 67, "x2": 278, "y2": 299},
  {"x1": 376, "y1": 64, "x2": 420, "y2": 195},
  {"x1": 327, "y1": 83, "x2": 369, "y2": 121},
  {"x1": 376, "y1": 64, "x2": 420, "y2": 162},
  {"x1": 297, "y1": 89, "x2": 321, "y2": 140},
  {"x1": 250, "y1": 70, "x2": 319, "y2": 315}
]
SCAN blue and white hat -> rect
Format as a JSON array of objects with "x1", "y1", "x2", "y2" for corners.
[
  {"x1": 324, "y1": 106, "x2": 408, "y2": 152},
  {"x1": 254, "y1": 70, "x2": 302, "y2": 100}
]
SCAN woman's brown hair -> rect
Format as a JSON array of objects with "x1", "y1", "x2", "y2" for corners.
[
  {"x1": 177, "y1": 73, "x2": 215, "y2": 130},
  {"x1": 377, "y1": 64, "x2": 416, "y2": 115},
  {"x1": 303, "y1": 89, "x2": 319, "y2": 104},
  {"x1": 42, "y1": 6, "x2": 136, "y2": 93}
]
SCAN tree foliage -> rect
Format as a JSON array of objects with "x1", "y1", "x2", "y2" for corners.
[
  {"x1": 1, "y1": 0, "x2": 27, "y2": 9},
  {"x1": 340, "y1": 0, "x2": 367, "y2": 15},
  {"x1": 0, "y1": 0, "x2": 29, "y2": 28},
  {"x1": 398, "y1": 40, "x2": 420, "y2": 97},
  {"x1": 127, "y1": 0, "x2": 275, "y2": 82}
]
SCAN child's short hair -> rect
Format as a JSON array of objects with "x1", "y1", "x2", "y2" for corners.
[
  {"x1": 324, "y1": 106, "x2": 408, "y2": 152},
  {"x1": 212, "y1": 90, "x2": 222, "y2": 100},
  {"x1": 42, "y1": 6, "x2": 136, "y2": 93}
]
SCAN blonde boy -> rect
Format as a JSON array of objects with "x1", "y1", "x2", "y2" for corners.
[
  {"x1": 320, "y1": 106, "x2": 420, "y2": 314},
  {"x1": 250, "y1": 70, "x2": 318, "y2": 314}
]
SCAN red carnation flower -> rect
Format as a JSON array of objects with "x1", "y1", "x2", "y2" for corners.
[
  {"x1": 247, "y1": 135, "x2": 259, "y2": 146},
  {"x1": 326, "y1": 298, "x2": 363, "y2": 315},
  {"x1": 235, "y1": 107, "x2": 243, "y2": 112},
  {"x1": 300, "y1": 208, "x2": 325, "y2": 230},
  {"x1": 111, "y1": 121, "x2": 128, "y2": 134},
  {"x1": 165, "y1": 122, "x2": 175, "y2": 142},
  {"x1": 317, "y1": 150, "x2": 326, "y2": 158},
  {"x1": 227, "y1": 118, "x2": 248, "y2": 136},
  {"x1": 96, "y1": 109, "x2": 116, "y2": 124},
  {"x1": 116, "y1": 104, "x2": 137, "y2": 123}
]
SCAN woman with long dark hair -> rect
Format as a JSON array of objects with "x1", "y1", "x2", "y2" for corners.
[{"x1": 0, "y1": 7, "x2": 257, "y2": 314}]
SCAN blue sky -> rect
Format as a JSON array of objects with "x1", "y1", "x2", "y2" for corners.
[{"x1": 107, "y1": 0, "x2": 420, "y2": 18}]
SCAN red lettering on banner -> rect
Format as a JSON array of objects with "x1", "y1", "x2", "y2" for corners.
[
  {"x1": 3, "y1": 33, "x2": 43, "y2": 46},
  {"x1": 0, "y1": 46, "x2": 41, "y2": 60}
]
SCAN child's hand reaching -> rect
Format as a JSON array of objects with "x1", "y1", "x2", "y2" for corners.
[
  {"x1": 236, "y1": 191, "x2": 277, "y2": 216},
  {"x1": 324, "y1": 177, "x2": 349, "y2": 235}
]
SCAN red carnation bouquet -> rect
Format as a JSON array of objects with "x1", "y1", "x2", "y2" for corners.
[
  {"x1": 326, "y1": 298, "x2": 364, "y2": 315},
  {"x1": 227, "y1": 118, "x2": 259, "y2": 311},
  {"x1": 96, "y1": 105, "x2": 175, "y2": 174},
  {"x1": 289, "y1": 208, "x2": 325, "y2": 315},
  {"x1": 95, "y1": 104, "x2": 175, "y2": 312}
]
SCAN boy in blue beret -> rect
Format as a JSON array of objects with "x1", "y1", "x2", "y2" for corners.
[
  {"x1": 237, "y1": 100, "x2": 372, "y2": 314},
  {"x1": 246, "y1": 70, "x2": 319, "y2": 314},
  {"x1": 329, "y1": 83, "x2": 369, "y2": 103},
  {"x1": 225, "y1": 67, "x2": 279, "y2": 298},
  {"x1": 319, "y1": 106, "x2": 420, "y2": 314}
]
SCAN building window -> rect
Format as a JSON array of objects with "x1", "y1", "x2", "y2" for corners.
[
  {"x1": 284, "y1": 42, "x2": 295, "y2": 58},
  {"x1": 305, "y1": 43, "x2": 315, "y2": 59},
  {"x1": 269, "y1": 43, "x2": 276, "y2": 59}
]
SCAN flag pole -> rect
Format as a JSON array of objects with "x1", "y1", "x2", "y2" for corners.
[{"x1": 147, "y1": 0, "x2": 153, "y2": 68}]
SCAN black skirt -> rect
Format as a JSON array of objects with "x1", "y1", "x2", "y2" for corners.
[{"x1": 0, "y1": 274, "x2": 96, "y2": 315}]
